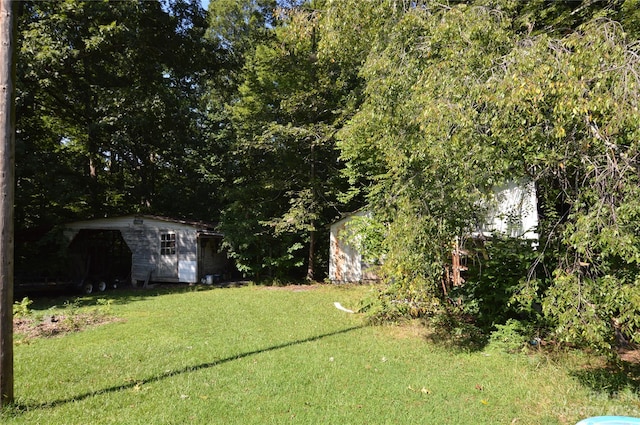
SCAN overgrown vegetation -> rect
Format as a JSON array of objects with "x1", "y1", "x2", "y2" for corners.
[
  {"x1": 12, "y1": 297, "x2": 116, "y2": 344},
  {"x1": 327, "y1": 1, "x2": 640, "y2": 359}
]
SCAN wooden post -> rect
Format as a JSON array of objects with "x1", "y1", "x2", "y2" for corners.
[
  {"x1": 452, "y1": 238, "x2": 460, "y2": 287},
  {"x1": 0, "y1": 0, "x2": 16, "y2": 407}
]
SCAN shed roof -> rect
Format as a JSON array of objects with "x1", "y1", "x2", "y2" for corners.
[
  {"x1": 328, "y1": 209, "x2": 368, "y2": 228},
  {"x1": 64, "y1": 214, "x2": 222, "y2": 235}
]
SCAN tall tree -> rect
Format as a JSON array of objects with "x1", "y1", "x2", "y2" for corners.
[
  {"x1": 487, "y1": 19, "x2": 640, "y2": 352},
  {"x1": 219, "y1": 2, "x2": 351, "y2": 280},
  {"x1": 16, "y1": 0, "x2": 220, "y2": 229},
  {"x1": 337, "y1": 3, "x2": 515, "y2": 311},
  {"x1": 335, "y1": 0, "x2": 640, "y2": 353}
]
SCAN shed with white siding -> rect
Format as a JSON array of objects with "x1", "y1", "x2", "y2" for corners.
[
  {"x1": 329, "y1": 180, "x2": 539, "y2": 283},
  {"x1": 477, "y1": 180, "x2": 539, "y2": 241},
  {"x1": 329, "y1": 211, "x2": 380, "y2": 284},
  {"x1": 62, "y1": 215, "x2": 228, "y2": 288}
]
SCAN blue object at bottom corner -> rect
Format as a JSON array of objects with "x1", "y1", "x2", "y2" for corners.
[{"x1": 576, "y1": 417, "x2": 640, "y2": 425}]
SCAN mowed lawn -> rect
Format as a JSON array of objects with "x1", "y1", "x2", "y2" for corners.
[{"x1": 1, "y1": 284, "x2": 639, "y2": 424}]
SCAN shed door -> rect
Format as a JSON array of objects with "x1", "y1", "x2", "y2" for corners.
[{"x1": 157, "y1": 232, "x2": 178, "y2": 278}]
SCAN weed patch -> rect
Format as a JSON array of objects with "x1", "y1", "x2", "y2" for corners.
[{"x1": 13, "y1": 297, "x2": 120, "y2": 343}]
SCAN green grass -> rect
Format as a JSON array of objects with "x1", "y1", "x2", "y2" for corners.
[{"x1": 1, "y1": 283, "x2": 639, "y2": 424}]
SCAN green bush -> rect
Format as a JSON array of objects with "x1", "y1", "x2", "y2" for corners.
[
  {"x1": 486, "y1": 319, "x2": 533, "y2": 354},
  {"x1": 458, "y1": 236, "x2": 544, "y2": 329},
  {"x1": 359, "y1": 282, "x2": 441, "y2": 324},
  {"x1": 13, "y1": 297, "x2": 33, "y2": 318}
]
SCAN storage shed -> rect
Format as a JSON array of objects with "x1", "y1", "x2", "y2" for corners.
[
  {"x1": 329, "y1": 180, "x2": 539, "y2": 284},
  {"x1": 478, "y1": 180, "x2": 539, "y2": 241},
  {"x1": 62, "y1": 215, "x2": 228, "y2": 288},
  {"x1": 329, "y1": 211, "x2": 380, "y2": 284}
]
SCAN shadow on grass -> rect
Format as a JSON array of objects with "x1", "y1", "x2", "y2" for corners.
[
  {"x1": 421, "y1": 314, "x2": 489, "y2": 353},
  {"x1": 570, "y1": 358, "x2": 640, "y2": 397},
  {"x1": 20, "y1": 280, "x2": 320, "y2": 311},
  {"x1": 19, "y1": 281, "x2": 249, "y2": 311},
  {"x1": 12, "y1": 325, "x2": 366, "y2": 412}
]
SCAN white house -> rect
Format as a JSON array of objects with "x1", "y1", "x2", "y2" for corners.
[{"x1": 478, "y1": 179, "x2": 539, "y2": 241}]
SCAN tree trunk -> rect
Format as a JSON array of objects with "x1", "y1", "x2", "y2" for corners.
[
  {"x1": 306, "y1": 139, "x2": 316, "y2": 281},
  {"x1": 306, "y1": 229, "x2": 315, "y2": 281},
  {"x1": 0, "y1": 0, "x2": 16, "y2": 407}
]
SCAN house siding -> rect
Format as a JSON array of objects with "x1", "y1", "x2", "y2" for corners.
[
  {"x1": 481, "y1": 180, "x2": 539, "y2": 240},
  {"x1": 328, "y1": 180, "x2": 539, "y2": 283},
  {"x1": 329, "y1": 211, "x2": 377, "y2": 283}
]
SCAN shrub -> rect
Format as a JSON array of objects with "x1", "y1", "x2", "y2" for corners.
[
  {"x1": 13, "y1": 297, "x2": 33, "y2": 318},
  {"x1": 486, "y1": 319, "x2": 534, "y2": 354},
  {"x1": 459, "y1": 235, "x2": 544, "y2": 329}
]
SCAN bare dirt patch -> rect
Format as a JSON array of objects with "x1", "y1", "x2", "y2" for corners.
[
  {"x1": 14, "y1": 313, "x2": 120, "y2": 340},
  {"x1": 619, "y1": 347, "x2": 640, "y2": 365}
]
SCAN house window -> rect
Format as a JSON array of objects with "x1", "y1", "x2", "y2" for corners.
[{"x1": 160, "y1": 233, "x2": 176, "y2": 255}]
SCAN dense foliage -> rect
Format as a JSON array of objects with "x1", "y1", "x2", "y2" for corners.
[
  {"x1": 218, "y1": 6, "x2": 349, "y2": 280},
  {"x1": 14, "y1": 0, "x2": 640, "y2": 355},
  {"x1": 16, "y1": 0, "x2": 219, "y2": 228},
  {"x1": 329, "y1": 1, "x2": 640, "y2": 354}
]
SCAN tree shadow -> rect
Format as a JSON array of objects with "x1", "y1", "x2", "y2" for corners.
[
  {"x1": 17, "y1": 281, "x2": 248, "y2": 311},
  {"x1": 570, "y1": 356, "x2": 640, "y2": 397},
  {"x1": 421, "y1": 314, "x2": 489, "y2": 353},
  {"x1": 10, "y1": 325, "x2": 366, "y2": 412}
]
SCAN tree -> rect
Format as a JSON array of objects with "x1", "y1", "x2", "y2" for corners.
[
  {"x1": 335, "y1": 1, "x2": 640, "y2": 353},
  {"x1": 16, "y1": 0, "x2": 220, "y2": 229},
  {"x1": 337, "y1": 4, "x2": 516, "y2": 314},
  {"x1": 219, "y1": 2, "x2": 351, "y2": 280},
  {"x1": 487, "y1": 19, "x2": 640, "y2": 351}
]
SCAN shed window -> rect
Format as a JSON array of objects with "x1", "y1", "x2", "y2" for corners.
[{"x1": 160, "y1": 233, "x2": 176, "y2": 255}]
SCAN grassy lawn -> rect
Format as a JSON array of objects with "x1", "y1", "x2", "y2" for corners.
[{"x1": 1, "y1": 283, "x2": 639, "y2": 424}]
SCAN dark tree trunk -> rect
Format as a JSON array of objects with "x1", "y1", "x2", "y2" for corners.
[{"x1": 306, "y1": 229, "x2": 315, "y2": 281}]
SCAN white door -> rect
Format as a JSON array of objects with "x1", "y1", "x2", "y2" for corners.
[{"x1": 157, "y1": 232, "x2": 178, "y2": 278}]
